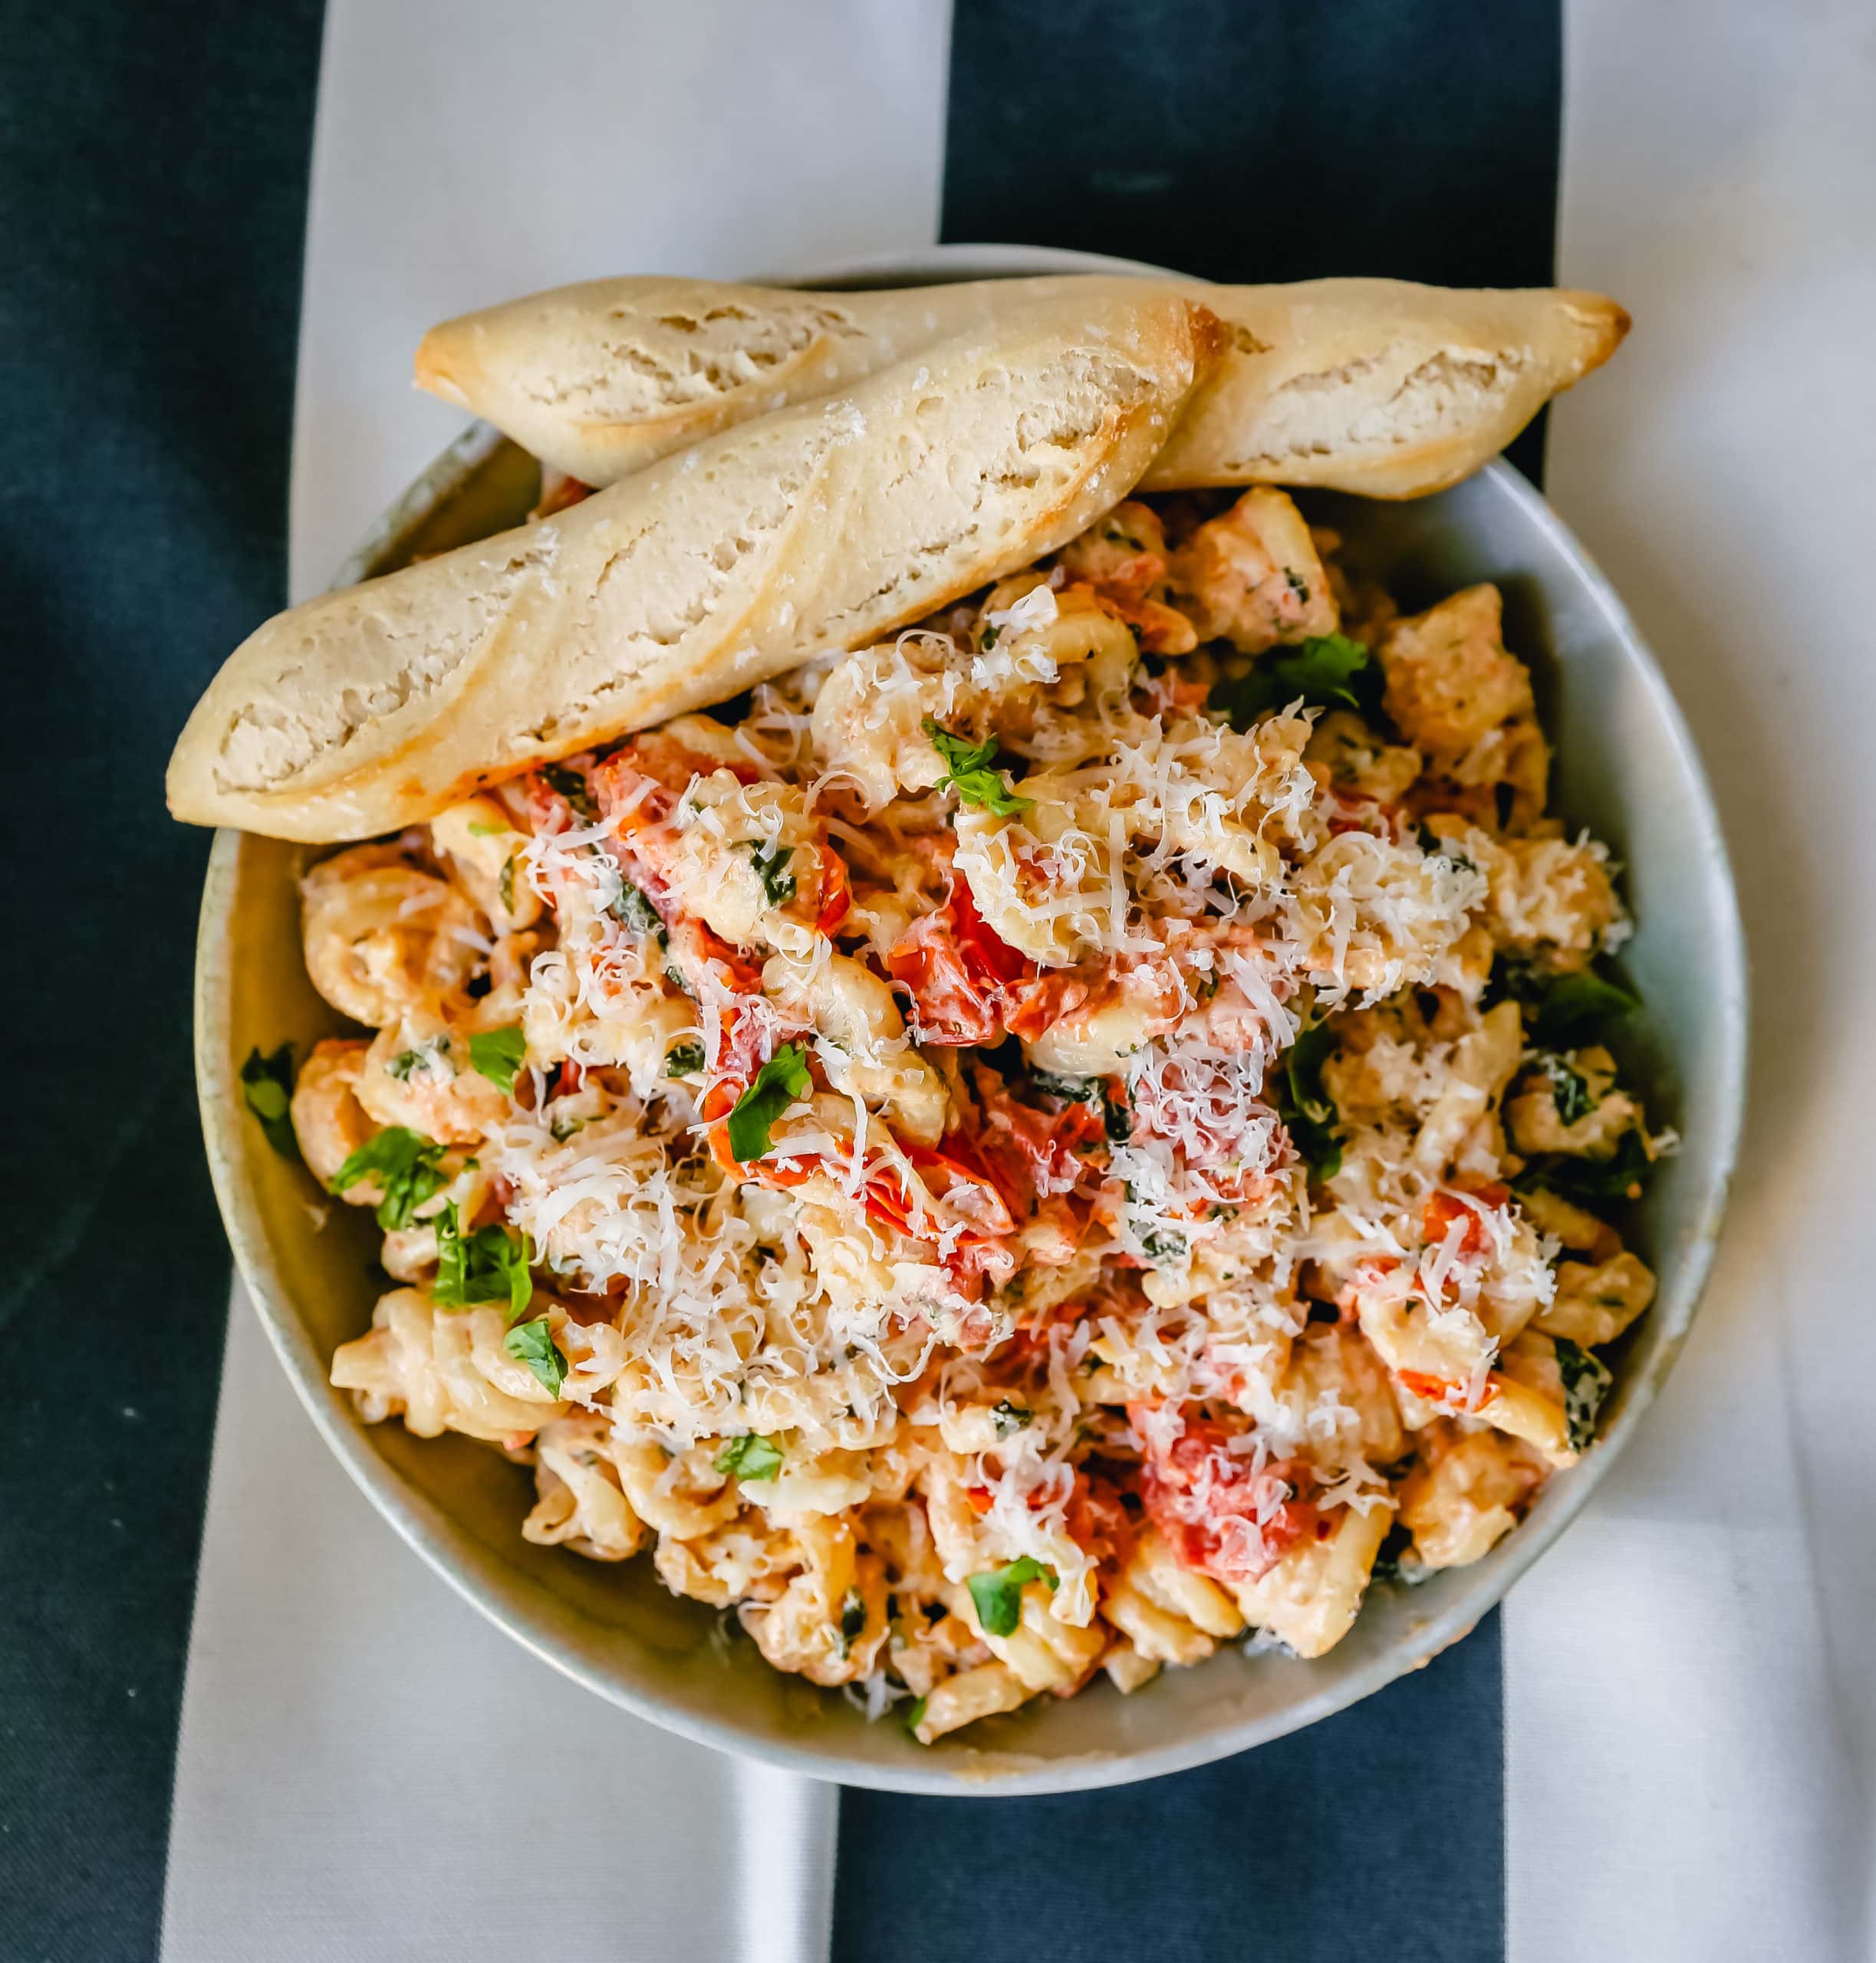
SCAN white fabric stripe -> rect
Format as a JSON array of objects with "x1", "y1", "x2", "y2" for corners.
[
  {"x1": 160, "y1": 1293, "x2": 769, "y2": 1961},
  {"x1": 163, "y1": 2, "x2": 947, "y2": 1956},
  {"x1": 1510, "y1": 2, "x2": 1876, "y2": 1958},
  {"x1": 287, "y1": 0, "x2": 952, "y2": 600}
]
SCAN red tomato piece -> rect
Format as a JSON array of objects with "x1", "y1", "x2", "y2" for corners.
[
  {"x1": 1395, "y1": 1369, "x2": 1470, "y2": 1410},
  {"x1": 887, "y1": 878, "x2": 1034, "y2": 1045},
  {"x1": 963, "y1": 1068, "x2": 1107, "y2": 1209},
  {"x1": 815, "y1": 846, "x2": 852, "y2": 936},
  {"x1": 587, "y1": 753, "x2": 675, "y2": 836},
  {"x1": 1132, "y1": 1407, "x2": 1320, "y2": 1585},
  {"x1": 1421, "y1": 1182, "x2": 1511, "y2": 1256}
]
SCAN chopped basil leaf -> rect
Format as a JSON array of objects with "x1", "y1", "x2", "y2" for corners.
[
  {"x1": 1100, "y1": 1081, "x2": 1133, "y2": 1145},
  {"x1": 1516, "y1": 1128, "x2": 1652, "y2": 1206},
  {"x1": 923, "y1": 716, "x2": 1032, "y2": 816},
  {"x1": 1529, "y1": 964, "x2": 1643, "y2": 1045},
  {"x1": 1283, "y1": 566, "x2": 1311, "y2": 603},
  {"x1": 991, "y1": 1399, "x2": 1032, "y2": 1439},
  {"x1": 1209, "y1": 633, "x2": 1377, "y2": 728},
  {"x1": 726, "y1": 1043, "x2": 812, "y2": 1162},
  {"x1": 387, "y1": 1038, "x2": 449, "y2": 1081},
  {"x1": 1276, "y1": 1020, "x2": 1342, "y2": 1180},
  {"x1": 747, "y1": 839, "x2": 797, "y2": 906},
  {"x1": 1552, "y1": 1335, "x2": 1613, "y2": 1451},
  {"x1": 467, "y1": 819, "x2": 507, "y2": 837},
  {"x1": 1417, "y1": 823, "x2": 1476, "y2": 873},
  {"x1": 469, "y1": 1025, "x2": 526, "y2": 1095},
  {"x1": 541, "y1": 761, "x2": 596, "y2": 817},
  {"x1": 1025, "y1": 1066, "x2": 1128, "y2": 1143},
  {"x1": 979, "y1": 623, "x2": 1001, "y2": 652},
  {"x1": 715, "y1": 1432, "x2": 784, "y2": 1481},
  {"x1": 1139, "y1": 1226, "x2": 1187, "y2": 1265},
  {"x1": 1493, "y1": 957, "x2": 1643, "y2": 1044},
  {"x1": 503, "y1": 1317, "x2": 567, "y2": 1396},
  {"x1": 498, "y1": 854, "x2": 516, "y2": 915},
  {"x1": 432, "y1": 1202, "x2": 533, "y2": 1322},
  {"x1": 239, "y1": 1044, "x2": 300, "y2": 1159},
  {"x1": 904, "y1": 1695, "x2": 929, "y2": 1738},
  {"x1": 1029, "y1": 1067, "x2": 1095, "y2": 1102},
  {"x1": 610, "y1": 882, "x2": 664, "y2": 937},
  {"x1": 966, "y1": 1556, "x2": 1054, "y2": 1638},
  {"x1": 1535, "y1": 1051, "x2": 1597, "y2": 1126},
  {"x1": 329, "y1": 1126, "x2": 448, "y2": 1230},
  {"x1": 664, "y1": 1040, "x2": 706, "y2": 1078}
]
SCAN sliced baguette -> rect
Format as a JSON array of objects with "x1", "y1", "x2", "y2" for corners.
[
  {"x1": 415, "y1": 275, "x2": 1628, "y2": 499},
  {"x1": 169, "y1": 287, "x2": 1219, "y2": 841},
  {"x1": 1143, "y1": 279, "x2": 1629, "y2": 495}
]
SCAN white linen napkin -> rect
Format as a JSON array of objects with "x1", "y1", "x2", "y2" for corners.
[{"x1": 162, "y1": 1293, "x2": 837, "y2": 1963}]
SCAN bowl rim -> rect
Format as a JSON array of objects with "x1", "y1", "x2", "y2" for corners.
[{"x1": 196, "y1": 242, "x2": 1749, "y2": 1795}]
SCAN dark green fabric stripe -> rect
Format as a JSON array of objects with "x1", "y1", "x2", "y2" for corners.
[
  {"x1": 936, "y1": 0, "x2": 1561, "y2": 484},
  {"x1": 836, "y1": 5, "x2": 1562, "y2": 1958},
  {"x1": 0, "y1": 4, "x2": 324, "y2": 1955}
]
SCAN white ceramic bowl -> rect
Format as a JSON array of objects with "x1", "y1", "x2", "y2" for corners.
[{"x1": 195, "y1": 245, "x2": 1747, "y2": 1794}]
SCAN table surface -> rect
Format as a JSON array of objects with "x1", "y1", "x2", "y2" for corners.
[{"x1": 5, "y1": 2, "x2": 1874, "y2": 1960}]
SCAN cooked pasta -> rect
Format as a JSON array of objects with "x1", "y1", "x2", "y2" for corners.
[{"x1": 276, "y1": 487, "x2": 1665, "y2": 1742}]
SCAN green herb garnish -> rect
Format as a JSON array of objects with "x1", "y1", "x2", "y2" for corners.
[
  {"x1": 432, "y1": 1202, "x2": 533, "y2": 1322},
  {"x1": 923, "y1": 718, "x2": 1032, "y2": 816},
  {"x1": 329, "y1": 1126, "x2": 449, "y2": 1230},
  {"x1": 1417, "y1": 824, "x2": 1477, "y2": 873},
  {"x1": 469, "y1": 1025, "x2": 526, "y2": 1095},
  {"x1": 725, "y1": 1044, "x2": 812, "y2": 1162},
  {"x1": 611, "y1": 883, "x2": 664, "y2": 937},
  {"x1": 1535, "y1": 1052, "x2": 1597, "y2": 1126},
  {"x1": 1493, "y1": 957, "x2": 1643, "y2": 1045},
  {"x1": 1100, "y1": 1081, "x2": 1132, "y2": 1145},
  {"x1": 239, "y1": 1044, "x2": 299, "y2": 1159},
  {"x1": 748, "y1": 840, "x2": 797, "y2": 906},
  {"x1": 966, "y1": 1557, "x2": 1055, "y2": 1639},
  {"x1": 541, "y1": 761, "x2": 596, "y2": 817},
  {"x1": 665, "y1": 1040, "x2": 706, "y2": 1078},
  {"x1": 503, "y1": 1317, "x2": 568, "y2": 1397},
  {"x1": 1209, "y1": 633, "x2": 1377, "y2": 728},
  {"x1": 387, "y1": 1048, "x2": 428, "y2": 1082},
  {"x1": 715, "y1": 1432, "x2": 784, "y2": 1481},
  {"x1": 1029, "y1": 1067, "x2": 1095, "y2": 1102},
  {"x1": 1528, "y1": 965, "x2": 1643, "y2": 1046},
  {"x1": 498, "y1": 855, "x2": 516, "y2": 915},
  {"x1": 1026, "y1": 1067, "x2": 1128, "y2": 1143},
  {"x1": 904, "y1": 1695, "x2": 929, "y2": 1738},
  {"x1": 1553, "y1": 1336, "x2": 1613, "y2": 1451},
  {"x1": 1516, "y1": 1128, "x2": 1652, "y2": 1206},
  {"x1": 1276, "y1": 1019, "x2": 1343, "y2": 1180},
  {"x1": 991, "y1": 1399, "x2": 1032, "y2": 1439},
  {"x1": 1138, "y1": 1226, "x2": 1187, "y2": 1265}
]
